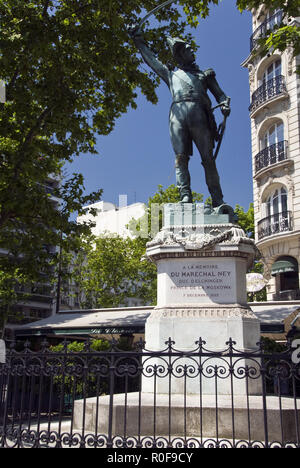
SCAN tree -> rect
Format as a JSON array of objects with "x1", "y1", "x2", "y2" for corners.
[
  {"x1": 0, "y1": 1, "x2": 200, "y2": 325},
  {"x1": 234, "y1": 203, "x2": 267, "y2": 301},
  {"x1": 63, "y1": 234, "x2": 157, "y2": 309},
  {"x1": 0, "y1": 173, "x2": 102, "y2": 333},
  {"x1": 0, "y1": 0, "x2": 202, "y2": 238},
  {"x1": 0, "y1": 269, "x2": 28, "y2": 337},
  {"x1": 234, "y1": 203, "x2": 255, "y2": 238}
]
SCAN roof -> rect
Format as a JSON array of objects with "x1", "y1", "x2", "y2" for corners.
[
  {"x1": 249, "y1": 301, "x2": 300, "y2": 324},
  {"x1": 10, "y1": 306, "x2": 153, "y2": 337}
]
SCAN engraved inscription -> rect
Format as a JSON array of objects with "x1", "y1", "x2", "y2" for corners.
[{"x1": 160, "y1": 259, "x2": 236, "y2": 304}]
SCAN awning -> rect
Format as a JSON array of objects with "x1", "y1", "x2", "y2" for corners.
[
  {"x1": 9, "y1": 306, "x2": 153, "y2": 338},
  {"x1": 271, "y1": 257, "x2": 298, "y2": 276}
]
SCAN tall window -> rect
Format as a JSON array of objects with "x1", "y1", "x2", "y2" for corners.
[
  {"x1": 257, "y1": 186, "x2": 290, "y2": 239},
  {"x1": 261, "y1": 122, "x2": 284, "y2": 149},
  {"x1": 260, "y1": 60, "x2": 281, "y2": 85},
  {"x1": 266, "y1": 187, "x2": 287, "y2": 218}
]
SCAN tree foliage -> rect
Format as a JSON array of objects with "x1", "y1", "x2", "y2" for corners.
[
  {"x1": 62, "y1": 234, "x2": 157, "y2": 309},
  {"x1": 234, "y1": 203, "x2": 254, "y2": 238},
  {"x1": 0, "y1": 0, "x2": 200, "y2": 321}
]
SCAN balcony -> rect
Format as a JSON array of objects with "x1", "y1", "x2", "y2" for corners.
[
  {"x1": 257, "y1": 211, "x2": 292, "y2": 240},
  {"x1": 249, "y1": 75, "x2": 287, "y2": 115},
  {"x1": 250, "y1": 10, "x2": 283, "y2": 52},
  {"x1": 255, "y1": 140, "x2": 288, "y2": 174}
]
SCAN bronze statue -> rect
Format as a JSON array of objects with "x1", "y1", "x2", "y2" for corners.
[{"x1": 129, "y1": 27, "x2": 231, "y2": 207}]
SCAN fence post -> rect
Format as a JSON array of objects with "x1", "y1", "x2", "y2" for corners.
[{"x1": 0, "y1": 340, "x2": 5, "y2": 364}]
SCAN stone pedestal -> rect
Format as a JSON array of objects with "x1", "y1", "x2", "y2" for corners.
[
  {"x1": 73, "y1": 393, "x2": 300, "y2": 444},
  {"x1": 143, "y1": 203, "x2": 261, "y2": 395},
  {"x1": 73, "y1": 204, "x2": 269, "y2": 441}
]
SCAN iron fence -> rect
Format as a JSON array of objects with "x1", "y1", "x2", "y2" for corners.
[{"x1": 0, "y1": 338, "x2": 300, "y2": 448}]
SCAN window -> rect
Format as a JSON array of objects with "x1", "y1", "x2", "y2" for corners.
[
  {"x1": 266, "y1": 187, "x2": 287, "y2": 217},
  {"x1": 250, "y1": 9, "x2": 283, "y2": 52},
  {"x1": 260, "y1": 60, "x2": 281, "y2": 86},
  {"x1": 258, "y1": 186, "x2": 291, "y2": 239},
  {"x1": 267, "y1": 8, "x2": 282, "y2": 23},
  {"x1": 261, "y1": 122, "x2": 284, "y2": 150},
  {"x1": 255, "y1": 121, "x2": 287, "y2": 172},
  {"x1": 249, "y1": 58, "x2": 286, "y2": 113}
]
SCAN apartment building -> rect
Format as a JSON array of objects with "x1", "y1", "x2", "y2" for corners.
[{"x1": 242, "y1": 7, "x2": 300, "y2": 301}]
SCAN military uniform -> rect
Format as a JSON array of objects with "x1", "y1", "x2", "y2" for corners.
[{"x1": 133, "y1": 35, "x2": 230, "y2": 206}]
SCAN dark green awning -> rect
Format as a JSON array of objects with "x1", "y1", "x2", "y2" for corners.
[{"x1": 271, "y1": 257, "x2": 298, "y2": 276}]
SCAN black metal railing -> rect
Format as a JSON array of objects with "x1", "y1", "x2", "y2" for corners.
[
  {"x1": 0, "y1": 338, "x2": 300, "y2": 448},
  {"x1": 250, "y1": 10, "x2": 284, "y2": 51},
  {"x1": 255, "y1": 141, "x2": 288, "y2": 173},
  {"x1": 258, "y1": 211, "x2": 292, "y2": 240},
  {"x1": 249, "y1": 75, "x2": 287, "y2": 113}
]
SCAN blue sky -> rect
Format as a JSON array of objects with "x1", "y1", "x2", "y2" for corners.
[{"x1": 65, "y1": 1, "x2": 254, "y2": 211}]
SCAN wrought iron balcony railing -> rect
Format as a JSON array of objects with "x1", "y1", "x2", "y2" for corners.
[
  {"x1": 249, "y1": 75, "x2": 287, "y2": 113},
  {"x1": 255, "y1": 140, "x2": 288, "y2": 173},
  {"x1": 250, "y1": 10, "x2": 284, "y2": 51},
  {"x1": 257, "y1": 211, "x2": 292, "y2": 240}
]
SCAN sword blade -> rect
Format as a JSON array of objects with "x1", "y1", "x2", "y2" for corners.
[{"x1": 138, "y1": 0, "x2": 178, "y2": 28}]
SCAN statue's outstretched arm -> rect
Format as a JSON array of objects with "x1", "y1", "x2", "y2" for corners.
[{"x1": 129, "y1": 28, "x2": 170, "y2": 87}]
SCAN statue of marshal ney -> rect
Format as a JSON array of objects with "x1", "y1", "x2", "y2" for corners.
[{"x1": 129, "y1": 28, "x2": 231, "y2": 208}]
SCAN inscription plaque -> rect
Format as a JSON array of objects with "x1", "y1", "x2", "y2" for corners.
[{"x1": 157, "y1": 258, "x2": 239, "y2": 305}]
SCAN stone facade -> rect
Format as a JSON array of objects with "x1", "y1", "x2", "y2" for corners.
[{"x1": 242, "y1": 8, "x2": 300, "y2": 301}]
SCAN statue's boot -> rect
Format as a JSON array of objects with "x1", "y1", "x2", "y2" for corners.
[
  {"x1": 201, "y1": 158, "x2": 224, "y2": 208},
  {"x1": 175, "y1": 154, "x2": 193, "y2": 203}
]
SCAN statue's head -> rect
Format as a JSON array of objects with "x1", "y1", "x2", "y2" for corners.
[{"x1": 167, "y1": 37, "x2": 195, "y2": 66}]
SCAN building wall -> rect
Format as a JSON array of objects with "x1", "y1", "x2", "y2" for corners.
[
  {"x1": 77, "y1": 200, "x2": 147, "y2": 239},
  {"x1": 243, "y1": 9, "x2": 300, "y2": 301}
]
